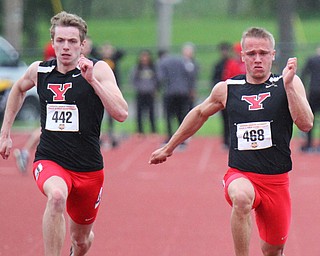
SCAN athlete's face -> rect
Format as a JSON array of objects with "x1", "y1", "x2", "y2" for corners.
[
  {"x1": 52, "y1": 26, "x2": 84, "y2": 68},
  {"x1": 241, "y1": 37, "x2": 275, "y2": 83}
]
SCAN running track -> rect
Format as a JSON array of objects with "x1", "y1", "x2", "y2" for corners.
[{"x1": 0, "y1": 132, "x2": 319, "y2": 255}]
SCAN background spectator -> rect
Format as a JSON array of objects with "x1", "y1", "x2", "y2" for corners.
[
  {"x1": 130, "y1": 49, "x2": 159, "y2": 135},
  {"x1": 100, "y1": 43, "x2": 126, "y2": 148},
  {"x1": 211, "y1": 41, "x2": 245, "y2": 148},
  {"x1": 158, "y1": 42, "x2": 199, "y2": 145},
  {"x1": 43, "y1": 41, "x2": 56, "y2": 60},
  {"x1": 300, "y1": 46, "x2": 320, "y2": 152}
]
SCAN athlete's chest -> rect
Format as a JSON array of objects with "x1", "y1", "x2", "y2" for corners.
[
  {"x1": 228, "y1": 84, "x2": 286, "y2": 114},
  {"x1": 38, "y1": 71, "x2": 94, "y2": 103}
]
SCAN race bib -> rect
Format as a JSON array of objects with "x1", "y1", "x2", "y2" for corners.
[
  {"x1": 45, "y1": 104, "x2": 79, "y2": 132},
  {"x1": 236, "y1": 121, "x2": 272, "y2": 150}
]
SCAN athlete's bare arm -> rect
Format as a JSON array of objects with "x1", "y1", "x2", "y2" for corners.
[
  {"x1": 149, "y1": 81, "x2": 227, "y2": 164},
  {"x1": 78, "y1": 56, "x2": 128, "y2": 122},
  {"x1": 282, "y1": 57, "x2": 313, "y2": 132},
  {"x1": 0, "y1": 61, "x2": 40, "y2": 159}
]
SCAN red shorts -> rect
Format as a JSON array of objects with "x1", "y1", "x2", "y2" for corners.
[
  {"x1": 33, "y1": 160, "x2": 104, "y2": 225},
  {"x1": 223, "y1": 168, "x2": 291, "y2": 245}
]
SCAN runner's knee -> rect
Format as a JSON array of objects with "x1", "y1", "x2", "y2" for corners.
[
  {"x1": 229, "y1": 189, "x2": 254, "y2": 215},
  {"x1": 47, "y1": 189, "x2": 67, "y2": 214},
  {"x1": 261, "y1": 242, "x2": 284, "y2": 256},
  {"x1": 228, "y1": 178, "x2": 255, "y2": 214},
  {"x1": 71, "y1": 230, "x2": 94, "y2": 251}
]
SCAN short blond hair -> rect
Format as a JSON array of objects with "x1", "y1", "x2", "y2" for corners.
[
  {"x1": 241, "y1": 27, "x2": 275, "y2": 50},
  {"x1": 50, "y1": 11, "x2": 87, "y2": 42}
]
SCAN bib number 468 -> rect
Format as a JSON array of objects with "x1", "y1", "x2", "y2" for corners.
[
  {"x1": 242, "y1": 129, "x2": 264, "y2": 142},
  {"x1": 236, "y1": 121, "x2": 272, "y2": 150}
]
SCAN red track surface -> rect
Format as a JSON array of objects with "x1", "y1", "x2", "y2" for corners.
[{"x1": 0, "y1": 132, "x2": 319, "y2": 255}]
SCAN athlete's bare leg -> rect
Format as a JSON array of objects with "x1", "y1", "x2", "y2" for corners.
[
  {"x1": 14, "y1": 127, "x2": 41, "y2": 173},
  {"x1": 42, "y1": 176, "x2": 69, "y2": 256},
  {"x1": 261, "y1": 241, "x2": 285, "y2": 256},
  {"x1": 228, "y1": 178, "x2": 255, "y2": 256},
  {"x1": 69, "y1": 220, "x2": 94, "y2": 256},
  {"x1": 24, "y1": 127, "x2": 41, "y2": 151}
]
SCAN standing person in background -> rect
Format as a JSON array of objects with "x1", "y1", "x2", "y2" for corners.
[
  {"x1": 158, "y1": 42, "x2": 199, "y2": 145},
  {"x1": 211, "y1": 42, "x2": 232, "y2": 86},
  {"x1": 81, "y1": 36, "x2": 97, "y2": 59},
  {"x1": 83, "y1": 36, "x2": 101, "y2": 60},
  {"x1": 149, "y1": 27, "x2": 313, "y2": 256},
  {"x1": 211, "y1": 42, "x2": 245, "y2": 148},
  {"x1": 181, "y1": 42, "x2": 199, "y2": 110},
  {"x1": 44, "y1": 41, "x2": 56, "y2": 61},
  {"x1": 130, "y1": 49, "x2": 159, "y2": 135},
  {"x1": 100, "y1": 43, "x2": 126, "y2": 148},
  {"x1": 0, "y1": 11, "x2": 128, "y2": 256},
  {"x1": 233, "y1": 42, "x2": 246, "y2": 74},
  {"x1": 300, "y1": 46, "x2": 320, "y2": 152},
  {"x1": 100, "y1": 43, "x2": 125, "y2": 83}
]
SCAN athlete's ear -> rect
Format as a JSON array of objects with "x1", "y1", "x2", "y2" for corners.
[
  {"x1": 241, "y1": 51, "x2": 245, "y2": 62},
  {"x1": 272, "y1": 50, "x2": 276, "y2": 61}
]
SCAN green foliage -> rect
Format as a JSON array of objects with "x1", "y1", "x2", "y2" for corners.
[
  {"x1": 173, "y1": 0, "x2": 229, "y2": 18},
  {"x1": 28, "y1": 14, "x2": 320, "y2": 95},
  {"x1": 19, "y1": 9, "x2": 320, "y2": 138},
  {"x1": 7, "y1": 1, "x2": 319, "y2": 138},
  {"x1": 89, "y1": 0, "x2": 155, "y2": 19}
]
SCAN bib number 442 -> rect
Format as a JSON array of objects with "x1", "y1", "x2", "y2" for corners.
[{"x1": 45, "y1": 104, "x2": 79, "y2": 132}]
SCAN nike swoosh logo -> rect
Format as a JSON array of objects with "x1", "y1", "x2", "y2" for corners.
[
  {"x1": 265, "y1": 83, "x2": 277, "y2": 89},
  {"x1": 72, "y1": 73, "x2": 81, "y2": 78}
]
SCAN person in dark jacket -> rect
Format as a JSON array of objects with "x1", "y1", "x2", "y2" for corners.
[
  {"x1": 130, "y1": 49, "x2": 159, "y2": 134},
  {"x1": 300, "y1": 46, "x2": 320, "y2": 152},
  {"x1": 157, "y1": 43, "x2": 199, "y2": 143}
]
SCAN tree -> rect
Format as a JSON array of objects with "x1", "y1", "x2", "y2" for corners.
[
  {"x1": 227, "y1": 0, "x2": 240, "y2": 16},
  {"x1": 23, "y1": 0, "x2": 56, "y2": 53},
  {"x1": 64, "y1": 0, "x2": 94, "y2": 19}
]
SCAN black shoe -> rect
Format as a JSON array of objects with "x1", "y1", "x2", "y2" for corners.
[
  {"x1": 300, "y1": 145, "x2": 315, "y2": 153},
  {"x1": 111, "y1": 139, "x2": 119, "y2": 148},
  {"x1": 69, "y1": 246, "x2": 73, "y2": 256}
]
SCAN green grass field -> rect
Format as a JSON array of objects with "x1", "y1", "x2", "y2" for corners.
[{"x1": 36, "y1": 15, "x2": 320, "y2": 85}]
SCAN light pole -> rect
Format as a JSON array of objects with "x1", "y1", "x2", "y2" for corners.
[
  {"x1": 3, "y1": 0, "x2": 23, "y2": 50},
  {"x1": 156, "y1": 0, "x2": 182, "y2": 53}
]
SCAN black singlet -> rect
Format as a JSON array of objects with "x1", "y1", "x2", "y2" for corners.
[
  {"x1": 34, "y1": 59, "x2": 105, "y2": 172},
  {"x1": 226, "y1": 74, "x2": 293, "y2": 174}
]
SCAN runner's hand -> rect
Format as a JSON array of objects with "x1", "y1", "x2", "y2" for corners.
[
  {"x1": 0, "y1": 136, "x2": 12, "y2": 160},
  {"x1": 78, "y1": 54, "x2": 94, "y2": 83},
  {"x1": 282, "y1": 57, "x2": 297, "y2": 88},
  {"x1": 149, "y1": 147, "x2": 172, "y2": 164}
]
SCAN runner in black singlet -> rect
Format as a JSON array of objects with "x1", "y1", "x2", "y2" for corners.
[
  {"x1": 149, "y1": 27, "x2": 313, "y2": 256},
  {"x1": 0, "y1": 11, "x2": 128, "y2": 256}
]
